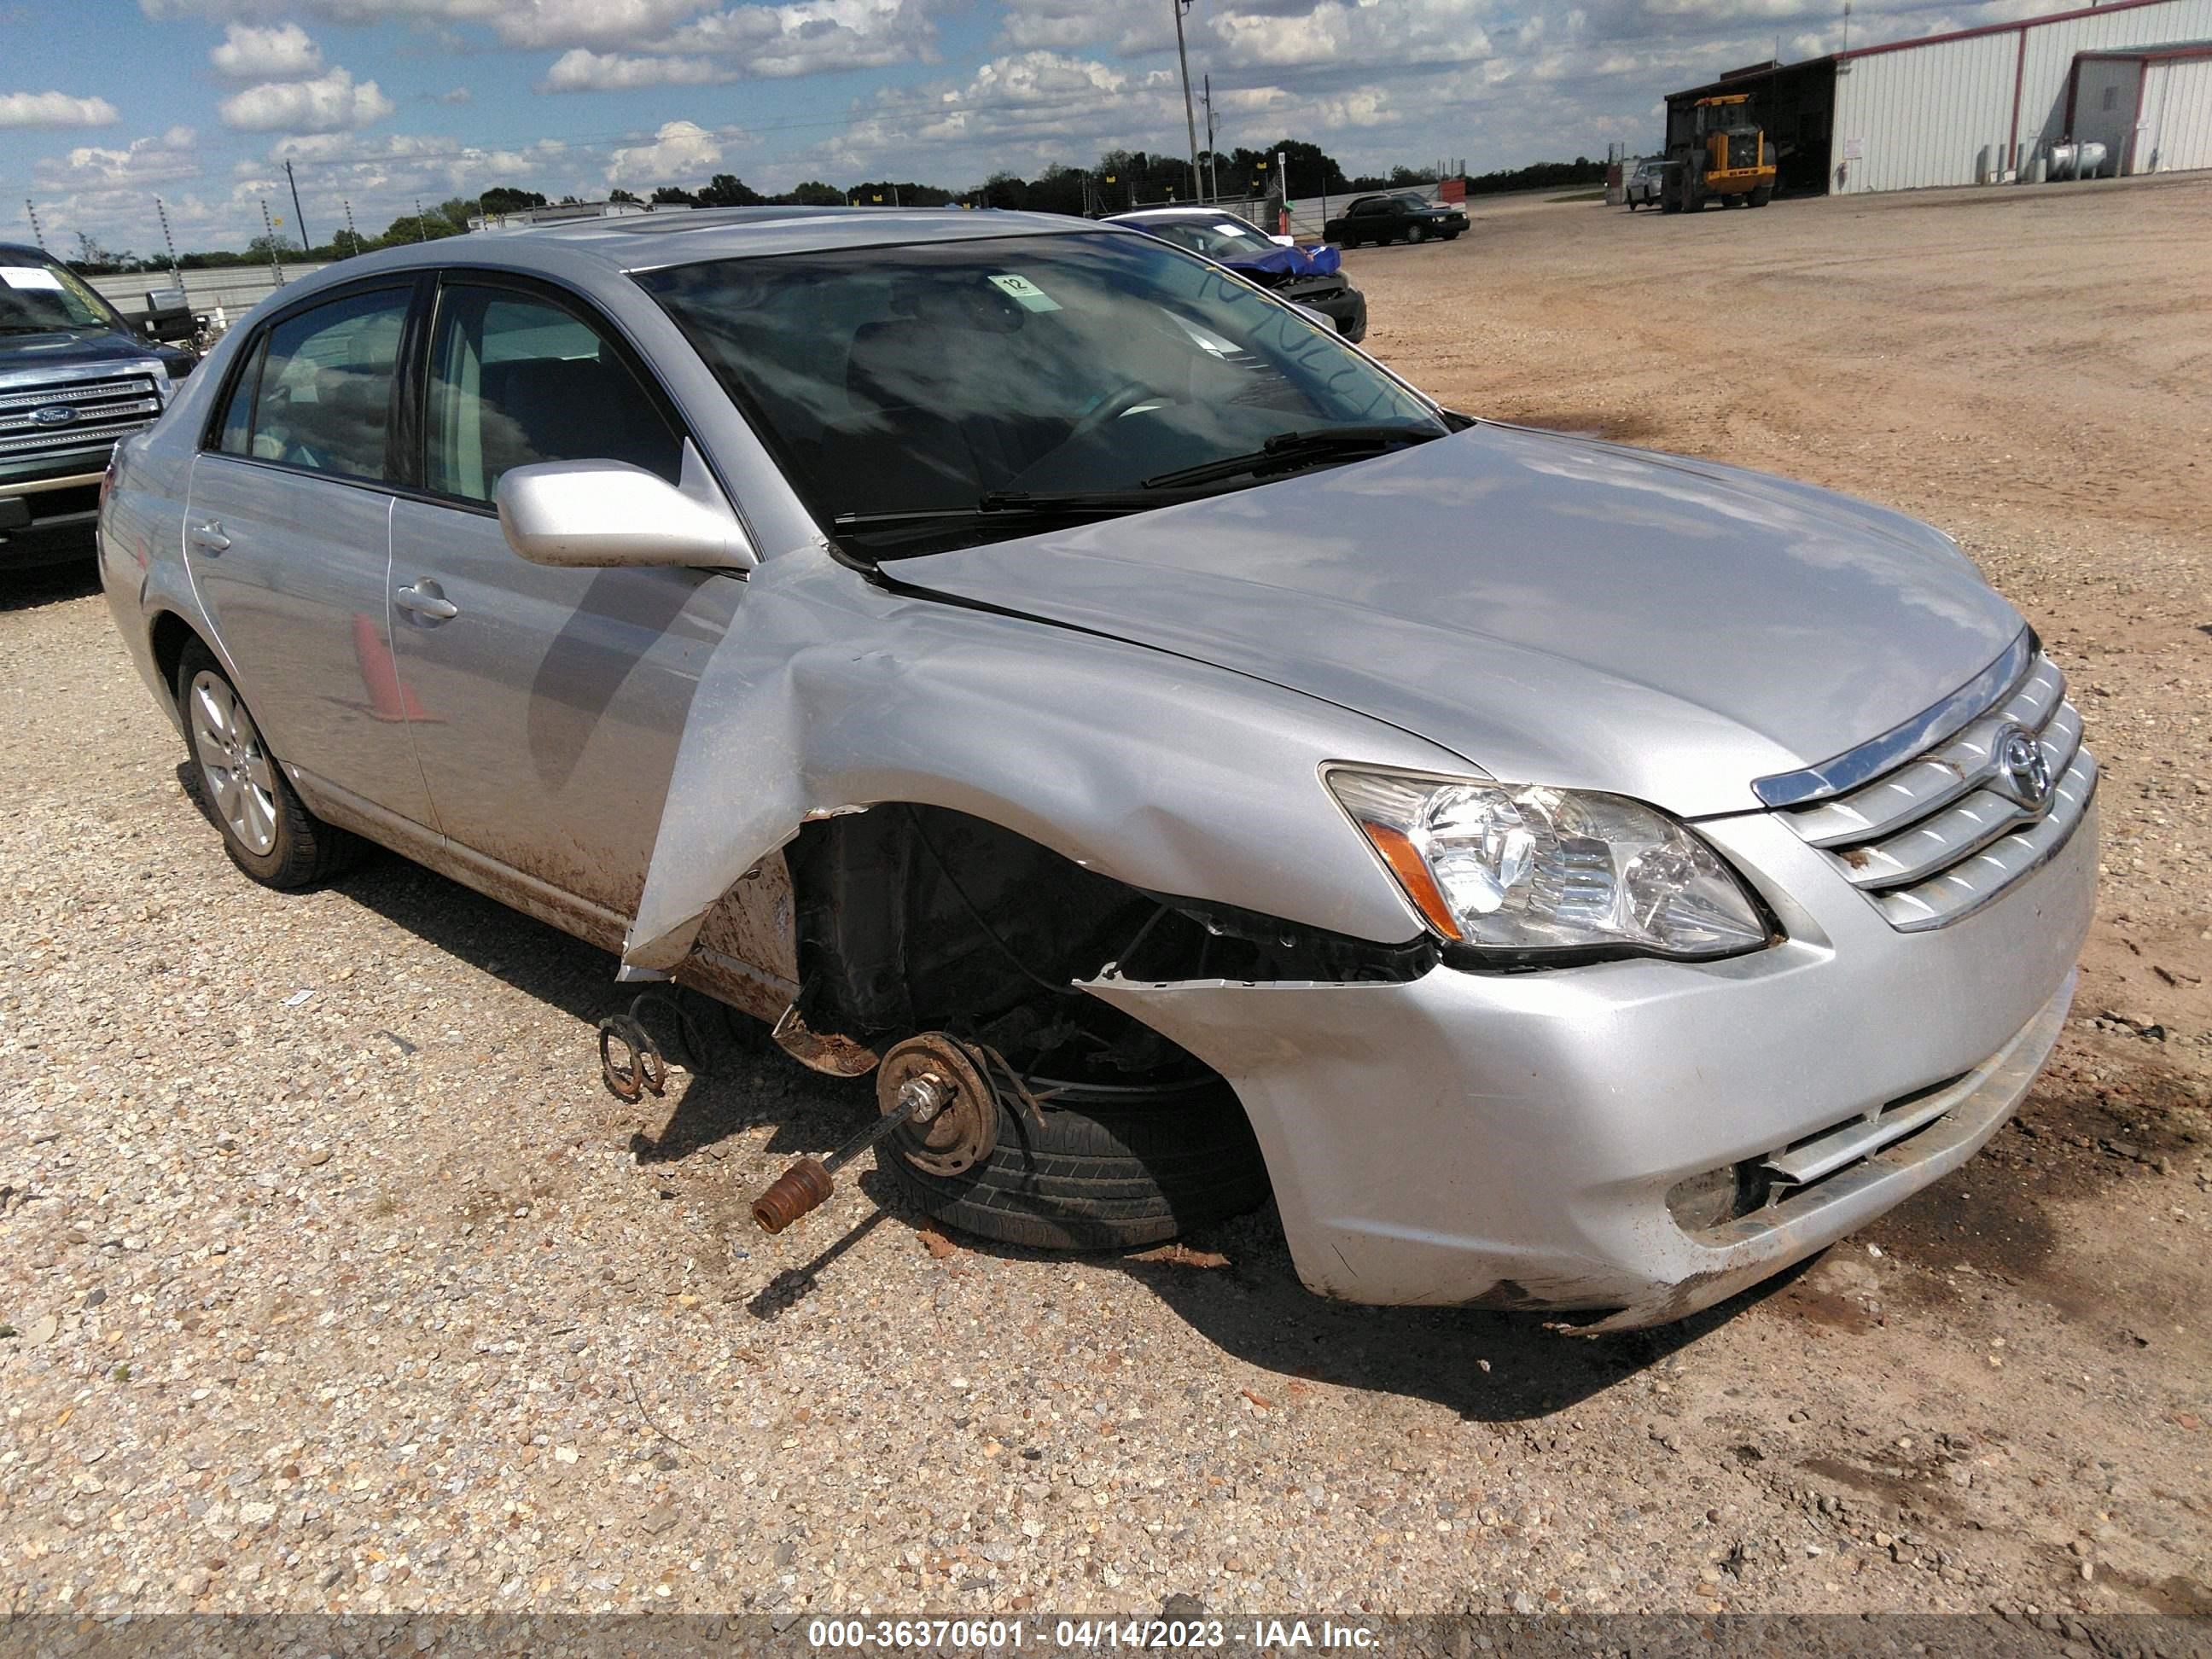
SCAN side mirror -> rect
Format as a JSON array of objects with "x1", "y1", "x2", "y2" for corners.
[{"x1": 495, "y1": 440, "x2": 757, "y2": 572}]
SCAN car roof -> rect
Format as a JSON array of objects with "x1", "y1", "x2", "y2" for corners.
[
  {"x1": 1105, "y1": 207, "x2": 1254, "y2": 224},
  {"x1": 245, "y1": 206, "x2": 1140, "y2": 316},
  {"x1": 0, "y1": 241, "x2": 57, "y2": 264},
  {"x1": 419, "y1": 207, "x2": 1098, "y2": 272}
]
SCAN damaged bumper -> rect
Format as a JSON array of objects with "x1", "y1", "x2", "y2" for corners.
[{"x1": 1084, "y1": 800, "x2": 2097, "y2": 1330}]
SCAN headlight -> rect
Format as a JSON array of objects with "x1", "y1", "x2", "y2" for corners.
[{"x1": 1325, "y1": 768, "x2": 1769, "y2": 960}]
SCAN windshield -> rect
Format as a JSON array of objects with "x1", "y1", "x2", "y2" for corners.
[
  {"x1": 639, "y1": 231, "x2": 1443, "y2": 556},
  {"x1": 1134, "y1": 217, "x2": 1281, "y2": 263},
  {"x1": 0, "y1": 259, "x2": 127, "y2": 335}
]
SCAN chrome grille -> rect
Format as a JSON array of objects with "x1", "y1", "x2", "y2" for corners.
[
  {"x1": 0, "y1": 373, "x2": 162, "y2": 463},
  {"x1": 1771, "y1": 647, "x2": 2096, "y2": 931}
]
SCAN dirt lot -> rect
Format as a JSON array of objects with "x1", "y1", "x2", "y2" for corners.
[{"x1": 3, "y1": 175, "x2": 2208, "y2": 1621}]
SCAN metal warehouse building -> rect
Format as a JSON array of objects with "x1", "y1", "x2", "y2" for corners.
[{"x1": 1664, "y1": 0, "x2": 2212, "y2": 196}]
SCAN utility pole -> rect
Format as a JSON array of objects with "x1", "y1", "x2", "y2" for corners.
[
  {"x1": 414, "y1": 198, "x2": 428, "y2": 242},
  {"x1": 283, "y1": 159, "x2": 311, "y2": 253},
  {"x1": 154, "y1": 195, "x2": 184, "y2": 299},
  {"x1": 1172, "y1": 0, "x2": 1202, "y2": 204},
  {"x1": 1202, "y1": 73, "x2": 1220, "y2": 203},
  {"x1": 259, "y1": 199, "x2": 285, "y2": 286},
  {"x1": 25, "y1": 199, "x2": 48, "y2": 253},
  {"x1": 342, "y1": 197, "x2": 358, "y2": 251}
]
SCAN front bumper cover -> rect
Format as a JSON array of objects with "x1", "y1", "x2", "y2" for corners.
[{"x1": 1084, "y1": 796, "x2": 2096, "y2": 1329}]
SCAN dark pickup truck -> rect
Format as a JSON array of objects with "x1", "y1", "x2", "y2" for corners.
[
  {"x1": 2, "y1": 242, "x2": 195, "y2": 568},
  {"x1": 1322, "y1": 191, "x2": 1468, "y2": 247}
]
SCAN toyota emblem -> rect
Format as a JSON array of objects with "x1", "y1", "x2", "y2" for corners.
[{"x1": 1994, "y1": 724, "x2": 2054, "y2": 812}]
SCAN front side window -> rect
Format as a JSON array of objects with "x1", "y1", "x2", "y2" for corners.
[
  {"x1": 1352, "y1": 199, "x2": 1388, "y2": 216},
  {"x1": 640, "y1": 232, "x2": 1442, "y2": 557},
  {"x1": 424, "y1": 285, "x2": 683, "y2": 505},
  {"x1": 227, "y1": 288, "x2": 408, "y2": 481}
]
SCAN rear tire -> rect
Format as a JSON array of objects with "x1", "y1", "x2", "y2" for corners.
[
  {"x1": 878, "y1": 1073, "x2": 1272, "y2": 1251},
  {"x1": 175, "y1": 641, "x2": 364, "y2": 889},
  {"x1": 1749, "y1": 184, "x2": 1773, "y2": 207}
]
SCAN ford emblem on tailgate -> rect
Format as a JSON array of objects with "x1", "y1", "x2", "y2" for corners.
[{"x1": 29, "y1": 404, "x2": 78, "y2": 428}]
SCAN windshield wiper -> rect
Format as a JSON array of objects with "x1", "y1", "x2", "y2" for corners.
[
  {"x1": 834, "y1": 488, "x2": 1200, "y2": 533},
  {"x1": 1140, "y1": 423, "x2": 1442, "y2": 491}
]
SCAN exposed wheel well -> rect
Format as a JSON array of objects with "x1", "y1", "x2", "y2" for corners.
[
  {"x1": 148, "y1": 611, "x2": 201, "y2": 708},
  {"x1": 784, "y1": 803, "x2": 1434, "y2": 1087}
]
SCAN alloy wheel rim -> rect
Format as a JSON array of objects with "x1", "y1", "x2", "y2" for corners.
[{"x1": 188, "y1": 671, "x2": 278, "y2": 855}]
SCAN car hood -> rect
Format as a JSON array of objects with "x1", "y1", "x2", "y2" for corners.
[
  {"x1": 892, "y1": 422, "x2": 2024, "y2": 818},
  {"x1": 0, "y1": 327, "x2": 162, "y2": 373}
]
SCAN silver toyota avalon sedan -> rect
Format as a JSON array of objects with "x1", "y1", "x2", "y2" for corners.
[{"x1": 97, "y1": 207, "x2": 2096, "y2": 1330}]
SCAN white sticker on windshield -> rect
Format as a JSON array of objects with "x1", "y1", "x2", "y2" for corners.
[
  {"x1": 1, "y1": 265, "x2": 64, "y2": 291},
  {"x1": 1213, "y1": 224, "x2": 1245, "y2": 236},
  {"x1": 987, "y1": 272, "x2": 1061, "y2": 312}
]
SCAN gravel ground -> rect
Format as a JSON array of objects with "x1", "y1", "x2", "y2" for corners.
[{"x1": 2, "y1": 177, "x2": 2207, "y2": 1620}]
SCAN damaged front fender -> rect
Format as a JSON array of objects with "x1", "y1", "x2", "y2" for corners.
[{"x1": 619, "y1": 543, "x2": 1472, "y2": 975}]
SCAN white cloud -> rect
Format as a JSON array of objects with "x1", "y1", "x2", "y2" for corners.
[
  {"x1": 145, "y1": 0, "x2": 940, "y2": 66},
  {"x1": 32, "y1": 125, "x2": 201, "y2": 190},
  {"x1": 541, "y1": 49, "x2": 738, "y2": 91},
  {"x1": 434, "y1": 85, "x2": 474, "y2": 104},
  {"x1": 218, "y1": 67, "x2": 396, "y2": 133},
  {"x1": 1209, "y1": 0, "x2": 1495, "y2": 73},
  {"x1": 0, "y1": 90, "x2": 120, "y2": 128},
  {"x1": 606, "y1": 119, "x2": 727, "y2": 185},
  {"x1": 209, "y1": 21, "x2": 325, "y2": 79}
]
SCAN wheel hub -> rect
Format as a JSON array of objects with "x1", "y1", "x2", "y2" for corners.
[{"x1": 875, "y1": 1035, "x2": 998, "y2": 1177}]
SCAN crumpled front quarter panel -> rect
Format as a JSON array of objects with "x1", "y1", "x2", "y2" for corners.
[{"x1": 620, "y1": 545, "x2": 1468, "y2": 971}]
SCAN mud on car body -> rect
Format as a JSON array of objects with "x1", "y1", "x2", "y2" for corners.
[{"x1": 98, "y1": 207, "x2": 2096, "y2": 1329}]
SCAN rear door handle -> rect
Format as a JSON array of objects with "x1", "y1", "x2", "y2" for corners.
[
  {"x1": 393, "y1": 580, "x2": 459, "y2": 623},
  {"x1": 188, "y1": 520, "x2": 230, "y2": 553}
]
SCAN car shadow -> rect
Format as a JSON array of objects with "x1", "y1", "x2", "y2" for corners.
[
  {"x1": 1, "y1": 559, "x2": 101, "y2": 612},
  {"x1": 1091, "y1": 1213, "x2": 1810, "y2": 1423},
  {"x1": 325, "y1": 846, "x2": 866, "y2": 1163},
  {"x1": 308, "y1": 836, "x2": 1787, "y2": 1419}
]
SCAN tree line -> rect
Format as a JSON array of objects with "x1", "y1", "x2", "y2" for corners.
[{"x1": 55, "y1": 140, "x2": 1610, "y2": 273}]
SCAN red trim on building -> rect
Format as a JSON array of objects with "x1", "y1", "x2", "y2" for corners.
[
  {"x1": 1837, "y1": 0, "x2": 2185, "y2": 61},
  {"x1": 2075, "y1": 42, "x2": 2212, "y2": 61}
]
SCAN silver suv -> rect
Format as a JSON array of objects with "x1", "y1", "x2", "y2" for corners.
[{"x1": 99, "y1": 207, "x2": 2096, "y2": 1330}]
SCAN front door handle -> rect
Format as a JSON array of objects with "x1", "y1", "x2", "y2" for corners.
[
  {"x1": 188, "y1": 520, "x2": 230, "y2": 553},
  {"x1": 394, "y1": 580, "x2": 459, "y2": 623}
]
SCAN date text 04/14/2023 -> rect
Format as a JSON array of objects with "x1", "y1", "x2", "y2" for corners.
[{"x1": 806, "y1": 1619, "x2": 1381, "y2": 1650}]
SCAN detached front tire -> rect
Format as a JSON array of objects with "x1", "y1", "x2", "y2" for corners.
[
  {"x1": 176, "y1": 641, "x2": 363, "y2": 888},
  {"x1": 879, "y1": 1073, "x2": 1271, "y2": 1251}
]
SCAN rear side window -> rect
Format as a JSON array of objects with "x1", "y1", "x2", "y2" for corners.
[
  {"x1": 213, "y1": 335, "x2": 266, "y2": 457},
  {"x1": 222, "y1": 288, "x2": 409, "y2": 481},
  {"x1": 424, "y1": 285, "x2": 682, "y2": 505}
]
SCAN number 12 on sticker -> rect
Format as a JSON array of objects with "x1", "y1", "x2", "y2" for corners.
[{"x1": 987, "y1": 273, "x2": 1060, "y2": 311}]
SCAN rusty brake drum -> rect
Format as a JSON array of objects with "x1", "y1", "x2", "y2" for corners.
[{"x1": 875, "y1": 1034, "x2": 999, "y2": 1177}]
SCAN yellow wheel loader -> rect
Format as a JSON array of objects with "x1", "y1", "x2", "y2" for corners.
[{"x1": 1662, "y1": 95, "x2": 1777, "y2": 213}]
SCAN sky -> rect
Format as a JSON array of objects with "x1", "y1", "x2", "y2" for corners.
[{"x1": 3, "y1": 0, "x2": 2079, "y2": 257}]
